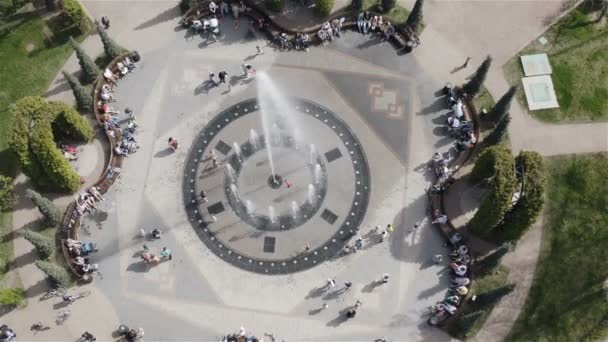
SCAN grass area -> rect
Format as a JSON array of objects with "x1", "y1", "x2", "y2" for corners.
[
  {"x1": 446, "y1": 265, "x2": 509, "y2": 339},
  {"x1": 362, "y1": 0, "x2": 409, "y2": 25},
  {"x1": 0, "y1": 9, "x2": 88, "y2": 279},
  {"x1": 503, "y1": 0, "x2": 608, "y2": 122},
  {"x1": 472, "y1": 86, "x2": 497, "y2": 134},
  {"x1": 507, "y1": 153, "x2": 608, "y2": 341}
]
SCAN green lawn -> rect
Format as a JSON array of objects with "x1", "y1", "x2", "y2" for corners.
[
  {"x1": 503, "y1": 1, "x2": 608, "y2": 122},
  {"x1": 507, "y1": 153, "x2": 608, "y2": 341},
  {"x1": 0, "y1": 10, "x2": 87, "y2": 278}
]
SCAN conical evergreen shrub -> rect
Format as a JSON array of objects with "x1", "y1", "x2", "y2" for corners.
[
  {"x1": 405, "y1": 0, "x2": 424, "y2": 31},
  {"x1": 63, "y1": 71, "x2": 92, "y2": 112},
  {"x1": 69, "y1": 37, "x2": 99, "y2": 84},
  {"x1": 20, "y1": 229, "x2": 54, "y2": 259},
  {"x1": 35, "y1": 260, "x2": 70, "y2": 286},
  {"x1": 25, "y1": 189, "x2": 61, "y2": 226},
  {"x1": 463, "y1": 55, "x2": 492, "y2": 96},
  {"x1": 95, "y1": 20, "x2": 123, "y2": 60}
]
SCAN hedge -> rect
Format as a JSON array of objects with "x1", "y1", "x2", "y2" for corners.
[
  {"x1": 492, "y1": 151, "x2": 546, "y2": 242},
  {"x1": 25, "y1": 189, "x2": 61, "y2": 227},
  {"x1": 468, "y1": 146, "x2": 517, "y2": 235},
  {"x1": 9, "y1": 96, "x2": 91, "y2": 193},
  {"x1": 35, "y1": 260, "x2": 70, "y2": 287},
  {"x1": 20, "y1": 229, "x2": 55, "y2": 259},
  {"x1": 265, "y1": 0, "x2": 284, "y2": 12},
  {"x1": 63, "y1": 0, "x2": 89, "y2": 33},
  {"x1": 0, "y1": 288, "x2": 24, "y2": 306},
  {"x1": 315, "y1": 0, "x2": 334, "y2": 17},
  {"x1": 69, "y1": 37, "x2": 99, "y2": 84},
  {"x1": 95, "y1": 20, "x2": 123, "y2": 60},
  {"x1": 63, "y1": 71, "x2": 92, "y2": 112},
  {"x1": 0, "y1": 175, "x2": 14, "y2": 211}
]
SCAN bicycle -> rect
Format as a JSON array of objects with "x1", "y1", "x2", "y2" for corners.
[
  {"x1": 41, "y1": 286, "x2": 67, "y2": 300},
  {"x1": 56, "y1": 310, "x2": 71, "y2": 325}
]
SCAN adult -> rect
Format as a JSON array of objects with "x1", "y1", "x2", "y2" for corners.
[
  {"x1": 382, "y1": 22, "x2": 395, "y2": 41},
  {"x1": 219, "y1": 0, "x2": 229, "y2": 16},
  {"x1": 101, "y1": 16, "x2": 110, "y2": 29},
  {"x1": 218, "y1": 71, "x2": 228, "y2": 84},
  {"x1": 209, "y1": 1, "x2": 218, "y2": 14},
  {"x1": 168, "y1": 137, "x2": 178, "y2": 151}
]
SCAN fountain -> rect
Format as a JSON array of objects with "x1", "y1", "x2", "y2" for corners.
[
  {"x1": 245, "y1": 200, "x2": 255, "y2": 216},
  {"x1": 272, "y1": 123, "x2": 281, "y2": 145},
  {"x1": 268, "y1": 206, "x2": 276, "y2": 223},
  {"x1": 314, "y1": 164, "x2": 322, "y2": 184},
  {"x1": 307, "y1": 184, "x2": 315, "y2": 204},
  {"x1": 225, "y1": 164, "x2": 235, "y2": 183},
  {"x1": 309, "y1": 144, "x2": 316, "y2": 165},
  {"x1": 233, "y1": 142, "x2": 241, "y2": 161},
  {"x1": 291, "y1": 201, "x2": 298, "y2": 220},
  {"x1": 249, "y1": 129, "x2": 259, "y2": 151}
]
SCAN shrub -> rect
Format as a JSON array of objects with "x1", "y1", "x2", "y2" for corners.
[
  {"x1": 493, "y1": 151, "x2": 546, "y2": 242},
  {"x1": 475, "y1": 284, "x2": 516, "y2": 307},
  {"x1": 0, "y1": 175, "x2": 14, "y2": 211},
  {"x1": 484, "y1": 112, "x2": 511, "y2": 146},
  {"x1": 315, "y1": 0, "x2": 334, "y2": 17},
  {"x1": 50, "y1": 101, "x2": 94, "y2": 142},
  {"x1": 35, "y1": 260, "x2": 70, "y2": 287},
  {"x1": 405, "y1": 0, "x2": 424, "y2": 31},
  {"x1": 25, "y1": 189, "x2": 61, "y2": 227},
  {"x1": 463, "y1": 55, "x2": 492, "y2": 97},
  {"x1": 454, "y1": 310, "x2": 484, "y2": 338},
  {"x1": 476, "y1": 243, "x2": 510, "y2": 275},
  {"x1": 265, "y1": 0, "x2": 284, "y2": 12},
  {"x1": 469, "y1": 146, "x2": 517, "y2": 235},
  {"x1": 9, "y1": 96, "x2": 91, "y2": 192},
  {"x1": 351, "y1": 0, "x2": 362, "y2": 11},
  {"x1": 381, "y1": 0, "x2": 396, "y2": 12},
  {"x1": 0, "y1": 288, "x2": 24, "y2": 306},
  {"x1": 20, "y1": 229, "x2": 55, "y2": 259},
  {"x1": 95, "y1": 20, "x2": 123, "y2": 60},
  {"x1": 63, "y1": 71, "x2": 92, "y2": 112},
  {"x1": 62, "y1": 0, "x2": 89, "y2": 32},
  {"x1": 69, "y1": 37, "x2": 99, "y2": 84}
]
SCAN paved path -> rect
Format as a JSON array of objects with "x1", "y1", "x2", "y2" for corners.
[{"x1": 5, "y1": 0, "x2": 606, "y2": 340}]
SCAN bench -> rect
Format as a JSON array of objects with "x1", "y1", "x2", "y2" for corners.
[{"x1": 61, "y1": 240, "x2": 84, "y2": 279}]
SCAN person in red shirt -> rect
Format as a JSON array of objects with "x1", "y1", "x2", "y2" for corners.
[{"x1": 168, "y1": 137, "x2": 178, "y2": 151}]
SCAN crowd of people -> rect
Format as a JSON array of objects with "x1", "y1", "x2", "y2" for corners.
[{"x1": 356, "y1": 11, "x2": 396, "y2": 41}]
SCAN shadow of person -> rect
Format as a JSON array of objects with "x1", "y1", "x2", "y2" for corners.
[
  {"x1": 154, "y1": 148, "x2": 173, "y2": 158},
  {"x1": 243, "y1": 54, "x2": 258, "y2": 61},
  {"x1": 361, "y1": 280, "x2": 382, "y2": 293},
  {"x1": 126, "y1": 261, "x2": 150, "y2": 273},
  {"x1": 305, "y1": 285, "x2": 326, "y2": 299},
  {"x1": 194, "y1": 81, "x2": 217, "y2": 95},
  {"x1": 308, "y1": 307, "x2": 324, "y2": 315},
  {"x1": 450, "y1": 65, "x2": 466, "y2": 74},
  {"x1": 326, "y1": 306, "x2": 356, "y2": 327}
]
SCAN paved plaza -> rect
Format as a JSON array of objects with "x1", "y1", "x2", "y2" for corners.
[
  {"x1": 7, "y1": 0, "x2": 607, "y2": 341},
  {"x1": 69, "y1": 22, "x2": 454, "y2": 340}
]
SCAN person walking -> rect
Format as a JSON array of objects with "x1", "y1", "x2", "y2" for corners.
[
  {"x1": 344, "y1": 281, "x2": 352, "y2": 289},
  {"x1": 379, "y1": 230, "x2": 388, "y2": 243},
  {"x1": 242, "y1": 64, "x2": 255, "y2": 79},
  {"x1": 386, "y1": 224, "x2": 394, "y2": 233},
  {"x1": 168, "y1": 137, "x2": 178, "y2": 151},
  {"x1": 160, "y1": 247, "x2": 172, "y2": 260},
  {"x1": 327, "y1": 278, "x2": 336, "y2": 289},
  {"x1": 256, "y1": 45, "x2": 264, "y2": 55},
  {"x1": 101, "y1": 16, "x2": 110, "y2": 29},
  {"x1": 355, "y1": 300, "x2": 362, "y2": 308},
  {"x1": 380, "y1": 273, "x2": 390, "y2": 284}
]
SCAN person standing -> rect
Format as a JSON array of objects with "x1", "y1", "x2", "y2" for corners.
[
  {"x1": 200, "y1": 190, "x2": 208, "y2": 203},
  {"x1": 327, "y1": 278, "x2": 336, "y2": 289},
  {"x1": 256, "y1": 45, "x2": 264, "y2": 55},
  {"x1": 380, "y1": 273, "x2": 390, "y2": 284},
  {"x1": 101, "y1": 16, "x2": 110, "y2": 29},
  {"x1": 209, "y1": 72, "x2": 217, "y2": 86},
  {"x1": 379, "y1": 230, "x2": 388, "y2": 243},
  {"x1": 168, "y1": 137, "x2": 178, "y2": 151},
  {"x1": 218, "y1": 71, "x2": 228, "y2": 84},
  {"x1": 160, "y1": 247, "x2": 172, "y2": 260}
]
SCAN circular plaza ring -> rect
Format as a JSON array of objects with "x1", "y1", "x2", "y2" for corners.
[{"x1": 182, "y1": 98, "x2": 371, "y2": 274}]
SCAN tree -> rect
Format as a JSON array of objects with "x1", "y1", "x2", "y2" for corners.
[
  {"x1": 405, "y1": 0, "x2": 424, "y2": 31},
  {"x1": 351, "y1": 0, "x2": 362, "y2": 11},
  {"x1": 0, "y1": 175, "x2": 14, "y2": 211},
  {"x1": 382, "y1": 0, "x2": 396, "y2": 12},
  {"x1": 490, "y1": 86, "x2": 517, "y2": 119},
  {"x1": 63, "y1": 71, "x2": 92, "y2": 112},
  {"x1": 463, "y1": 55, "x2": 492, "y2": 96},
  {"x1": 96, "y1": 20, "x2": 123, "y2": 60},
  {"x1": 0, "y1": 288, "x2": 24, "y2": 306},
  {"x1": 69, "y1": 37, "x2": 99, "y2": 84},
  {"x1": 484, "y1": 112, "x2": 511, "y2": 146},
  {"x1": 475, "y1": 284, "x2": 516, "y2": 307},
  {"x1": 20, "y1": 229, "x2": 54, "y2": 259},
  {"x1": 35, "y1": 261, "x2": 70, "y2": 287},
  {"x1": 25, "y1": 189, "x2": 61, "y2": 227},
  {"x1": 476, "y1": 243, "x2": 510, "y2": 275},
  {"x1": 454, "y1": 310, "x2": 484, "y2": 338},
  {"x1": 314, "y1": 0, "x2": 334, "y2": 16}
]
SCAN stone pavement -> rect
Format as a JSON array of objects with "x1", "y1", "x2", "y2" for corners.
[{"x1": 5, "y1": 0, "x2": 606, "y2": 340}]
